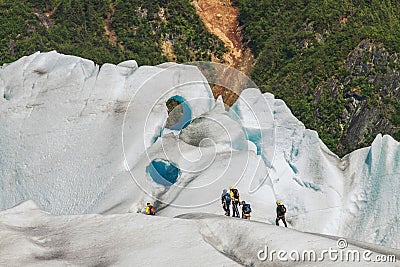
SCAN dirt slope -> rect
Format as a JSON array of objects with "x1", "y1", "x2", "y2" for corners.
[{"x1": 191, "y1": 0, "x2": 254, "y2": 105}]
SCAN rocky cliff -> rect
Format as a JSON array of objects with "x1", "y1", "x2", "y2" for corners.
[{"x1": 335, "y1": 39, "x2": 400, "y2": 154}]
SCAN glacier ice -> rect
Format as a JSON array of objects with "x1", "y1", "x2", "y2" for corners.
[
  {"x1": 2, "y1": 201, "x2": 398, "y2": 266},
  {"x1": 0, "y1": 52, "x2": 399, "y2": 251}
]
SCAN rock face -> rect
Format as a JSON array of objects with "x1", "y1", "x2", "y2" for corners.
[{"x1": 336, "y1": 39, "x2": 400, "y2": 154}]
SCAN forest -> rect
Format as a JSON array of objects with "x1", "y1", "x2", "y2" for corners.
[
  {"x1": 0, "y1": 0, "x2": 225, "y2": 66},
  {"x1": 237, "y1": 0, "x2": 400, "y2": 154}
]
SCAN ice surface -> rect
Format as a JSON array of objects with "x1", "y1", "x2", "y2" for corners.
[
  {"x1": 0, "y1": 202, "x2": 398, "y2": 266},
  {"x1": 0, "y1": 52, "x2": 214, "y2": 215},
  {"x1": 0, "y1": 52, "x2": 399, "y2": 265},
  {"x1": 340, "y1": 134, "x2": 400, "y2": 249},
  {"x1": 0, "y1": 202, "x2": 240, "y2": 266}
]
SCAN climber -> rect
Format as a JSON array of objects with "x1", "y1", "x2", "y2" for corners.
[
  {"x1": 145, "y1": 202, "x2": 156, "y2": 215},
  {"x1": 275, "y1": 200, "x2": 287, "y2": 227},
  {"x1": 230, "y1": 186, "x2": 240, "y2": 217},
  {"x1": 221, "y1": 189, "x2": 231, "y2": 216},
  {"x1": 241, "y1": 200, "x2": 251, "y2": 220}
]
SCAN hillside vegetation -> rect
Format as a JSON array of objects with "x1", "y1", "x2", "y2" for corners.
[
  {"x1": 237, "y1": 0, "x2": 400, "y2": 155},
  {"x1": 0, "y1": 0, "x2": 225, "y2": 66}
]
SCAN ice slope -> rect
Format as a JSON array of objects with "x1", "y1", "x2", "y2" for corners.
[
  {"x1": 229, "y1": 88, "x2": 400, "y2": 248},
  {"x1": 340, "y1": 134, "x2": 400, "y2": 248},
  {"x1": 0, "y1": 201, "x2": 398, "y2": 266},
  {"x1": 0, "y1": 51, "x2": 213, "y2": 215},
  {"x1": 0, "y1": 51, "x2": 399, "y2": 251},
  {"x1": 230, "y1": 89, "x2": 345, "y2": 234},
  {"x1": 0, "y1": 201, "x2": 240, "y2": 266}
]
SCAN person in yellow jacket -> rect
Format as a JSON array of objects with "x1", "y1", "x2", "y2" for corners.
[
  {"x1": 229, "y1": 186, "x2": 240, "y2": 217},
  {"x1": 145, "y1": 203, "x2": 155, "y2": 215}
]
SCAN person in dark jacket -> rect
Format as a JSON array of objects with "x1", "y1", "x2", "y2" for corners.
[
  {"x1": 221, "y1": 189, "x2": 231, "y2": 216},
  {"x1": 241, "y1": 200, "x2": 251, "y2": 220},
  {"x1": 275, "y1": 200, "x2": 287, "y2": 227}
]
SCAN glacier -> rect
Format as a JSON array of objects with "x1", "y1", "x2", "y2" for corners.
[
  {"x1": 0, "y1": 51, "x2": 399, "y2": 265},
  {"x1": 1, "y1": 201, "x2": 399, "y2": 266}
]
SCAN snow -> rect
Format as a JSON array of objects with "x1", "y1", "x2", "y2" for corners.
[
  {"x1": 0, "y1": 202, "x2": 240, "y2": 266},
  {"x1": 0, "y1": 52, "x2": 399, "y2": 265},
  {"x1": 0, "y1": 202, "x2": 398, "y2": 266}
]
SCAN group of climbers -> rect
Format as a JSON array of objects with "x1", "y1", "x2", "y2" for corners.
[
  {"x1": 221, "y1": 186, "x2": 288, "y2": 227},
  {"x1": 221, "y1": 186, "x2": 252, "y2": 220},
  {"x1": 143, "y1": 188, "x2": 288, "y2": 227}
]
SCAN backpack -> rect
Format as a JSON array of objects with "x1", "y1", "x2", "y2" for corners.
[
  {"x1": 244, "y1": 204, "x2": 251, "y2": 214},
  {"x1": 224, "y1": 193, "x2": 231, "y2": 203},
  {"x1": 150, "y1": 206, "x2": 155, "y2": 215},
  {"x1": 232, "y1": 188, "x2": 239, "y2": 199},
  {"x1": 279, "y1": 205, "x2": 286, "y2": 214}
]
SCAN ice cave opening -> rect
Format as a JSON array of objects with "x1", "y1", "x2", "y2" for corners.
[
  {"x1": 146, "y1": 159, "x2": 181, "y2": 186},
  {"x1": 165, "y1": 95, "x2": 192, "y2": 131}
]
